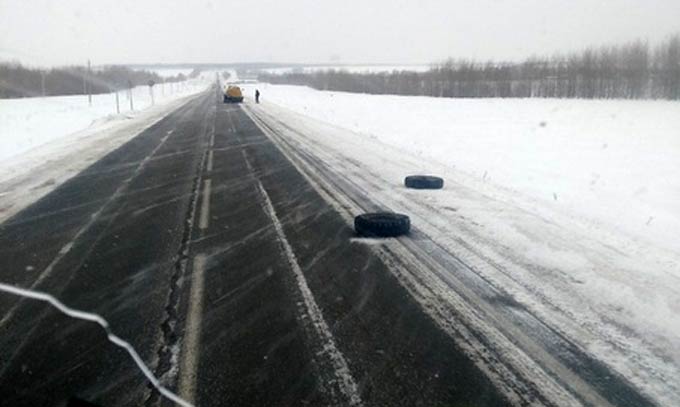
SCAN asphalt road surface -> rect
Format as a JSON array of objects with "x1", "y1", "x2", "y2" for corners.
[{"x1": 0, "y1": 88, "x2": 654, "y2": 407}]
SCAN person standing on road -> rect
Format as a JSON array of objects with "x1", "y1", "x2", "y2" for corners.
[{"x1": 255, "y1": 89, "x2": 260, "y2": 104}]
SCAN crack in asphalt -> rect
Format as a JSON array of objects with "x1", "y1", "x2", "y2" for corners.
[{"x1": 145, "y1": 101, "x2": 214, "y2": 407}]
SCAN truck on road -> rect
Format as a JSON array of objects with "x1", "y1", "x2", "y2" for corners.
[{"x1": 223, "y1": 85, "x2": 244, "y2": 103}]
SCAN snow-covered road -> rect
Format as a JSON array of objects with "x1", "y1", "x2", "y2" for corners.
[{"x1": 243, "y1": 86, "x2": 680, "y2": 406}]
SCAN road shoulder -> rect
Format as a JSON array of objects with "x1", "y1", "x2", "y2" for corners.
[{"x1": 0, "y1": 92, "x2": 206, "y2": 224}]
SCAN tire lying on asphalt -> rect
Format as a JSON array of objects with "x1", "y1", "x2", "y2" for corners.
[
  {"x1": 354, "y1": 212, "x2": 410, "y2": 237},
  {"x1": 404, "y1": 175, "x2": 444, "y2": 189}
]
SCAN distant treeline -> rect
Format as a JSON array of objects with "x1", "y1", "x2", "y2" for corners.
[
  {"x1": 259, "y1": 35, "x2": 680, "y2": 100},
  {"x1": 0, "y1": 63, "x2": 201, "y2": 98}
]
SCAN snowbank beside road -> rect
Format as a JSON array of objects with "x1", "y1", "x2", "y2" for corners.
[{"x1": 251, "y1": 84, "x2": 680, "y2": 255}]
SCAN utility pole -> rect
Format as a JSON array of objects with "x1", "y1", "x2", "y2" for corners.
[
  {"x1": 114, "y1": 88, "x2": 120, "y2": 114},
  {"x1": 40, "y1": 70, "x2": 46, "y2": 96},
  {"x1": 148, "y1": 80, "x2": 156, "y2": 106},
  {"x1": 83, "y1": 66, "x2": 87, "y2": 100},
  {"x1": 87, "y1": 59, "x2": 92, "y2": 106},
  {"x1": 128, "y1": 80, "x2": 134, "y2": 111}
]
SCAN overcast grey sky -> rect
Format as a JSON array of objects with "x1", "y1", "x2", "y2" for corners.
[{"x1": 1, "y1": 0, "x2": 678, "y2": 66}]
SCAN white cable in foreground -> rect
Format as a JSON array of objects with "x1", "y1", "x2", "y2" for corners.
[{"x1": 0, "y1": 282, "x2": 194, "y2": 407}]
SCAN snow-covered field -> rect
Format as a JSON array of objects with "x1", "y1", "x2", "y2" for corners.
[
  {"x1": 148, "y1": 68, "x2": 195, "y2": 78},
  {"x1": 243, "y1": 84, "x2": 680, "y2": 405},
  {"x1": 261, "y1": 64, "x2": 431, "y2": 75}
]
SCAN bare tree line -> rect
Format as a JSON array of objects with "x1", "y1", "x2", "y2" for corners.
[
  {"x1": 0, "y1": 63, "x2": 201, "y2": 98},
  {"x1": 259, "y1": 35, "x2": 680, "y2": 100}
]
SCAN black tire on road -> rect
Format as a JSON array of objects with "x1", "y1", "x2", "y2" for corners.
[
  {"x1": 405, "y1": 175, "x2": 444, "y2": 189},
  {"x1": 354, "y1": 213, "x2": 410, "y2": 237}
]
